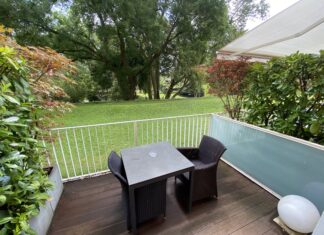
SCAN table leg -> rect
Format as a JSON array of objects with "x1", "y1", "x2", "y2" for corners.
[
  {"x1": 188, "y1": 170, "x2": 194, "y2": 213},
  {"x1": 129, "y1": 187, "x2": 137, "y2": 234}
]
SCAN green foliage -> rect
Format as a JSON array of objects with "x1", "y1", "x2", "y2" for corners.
[
  {"x1": 244, "y1": 52, "x2": 324, "y2": 144},
  {"x1": 0, "y1": 0, "x2": 228, "y2": 100},
  {"x1": 0, "y1": 0, "x2": 269, "y2": 101},
  {"x1": 227, "y1": 0, "x2": 269, "y2": 31},
  {"x1": 61, "y1": 63, "x2": 101, "y2": 103},
  {"x1": 0, "y1": 47, "x2": 52, "y2": 234}
]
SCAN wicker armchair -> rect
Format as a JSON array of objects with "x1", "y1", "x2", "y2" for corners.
[
  {"x1": 108, "y1": 151, "x2": 166, "y2": 230},
  {"x1": 175, "y1": 135, "x2": 226, "y2": 202}
]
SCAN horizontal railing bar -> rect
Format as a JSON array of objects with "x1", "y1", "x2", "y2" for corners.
[
  {"x1": 51, "y1": 113, "x2": 213, "y2": 130},
  {"x1": 62, "y1": 170, "x2": 111, "y2": 183}
]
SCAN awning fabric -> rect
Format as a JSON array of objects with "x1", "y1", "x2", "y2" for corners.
[{"x1": 219, "y1": 0, "x2": 324, "y2": 57}]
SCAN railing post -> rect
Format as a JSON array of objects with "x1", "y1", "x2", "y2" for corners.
[
  {"x1": 208, "y1": 113, "x2": 213, "y2": 136},
  {"x1": 134, "y1": 121, "x2": 138, "y2": 146}
]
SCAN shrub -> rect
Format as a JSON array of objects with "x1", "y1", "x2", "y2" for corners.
[
  {"x1": 0, "y1": 47, "x2": 52, "y2": 234},
  {"x1": 244, "y1": 52, "x2": 324, "y2": 144},
  {"x1": 207, "y1": 57, "x2": 250, "y2": 119},
  {"x1": 61, "y1": 63, "x2": 101, "y2": 103}
]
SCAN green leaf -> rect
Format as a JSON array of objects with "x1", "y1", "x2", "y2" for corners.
[
  {"x1": 24, "y1": 169, "x2": 34, "y2": 176},
  {"x1": 5, "y1": 164, "x2": 21, "y2": 169},
  {"x1": 0, "y1": 152, "x2": 27, "y2": 164},
  {"x1": 2, "y1": 95, "x2": 20, "y2": 105},
  {"x1": 6, "y1": 57, "x2": 19, "y2": 70},
  {"x1": 20, "y1": 220, "x2": 30, "y2": 231},
  {"x1": 0, "y1": 217, "x2": 12, "y2": 225},
  {"x1": 0, "y1": 211, "x2": 12, "y2": 225},
  {"x1": 0, "y1": 227, "x2": 8, "y2": 235},
  {"x1": 4, "y1": 123, "x2": 28, "y2": 127},
  {"x1": 18, "y1": 181, "x2": 27, "y2": 189},
  {"x1": 2, "y1": 116, "x2": 19, "y2": 123},
  {"x1": 0, "y1": 129, "x2": 12, "y2": 137},
  {"x1": 24, "y1": 138, "x2": 38, "y2": 143},
  {"x1": 0, "y1": 195, "x2": 7, "y2": 207},
  {"x1": 9, "y1": 142, "x2": 26, "y2": 147},
  {"x1": 310, "y1": 122, "x2": 320, "y2": 135},
  {"x1": 28, "y1": 193, "x2": 49, "y2": 201}
]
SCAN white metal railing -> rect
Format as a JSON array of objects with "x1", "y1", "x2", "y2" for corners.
[{"x1": 44, "y1": 113, "x2": 212, "y2": 181}]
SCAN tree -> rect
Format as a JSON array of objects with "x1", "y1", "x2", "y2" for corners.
[
  {"x1": 161, "y1": 30, "x2": 209, "y2": 99},
  {"x1": 244, "y1": 52, "x2": 324, "y2": 144},
  {"x1": 207, "y1": 57, "x2": 250, "y2": 119},
  {"x1": 160, "y1": 0, "x2": 269, "y2": 99},
  {"x1": 212, "y1": 0, "x2": 269, "y2": 49},
  {"x1": 226, "y1": 0, "x2": 269, "y2": 30},
  {"x1": 0, "y1": 0, "x2": 228, "y2": 100}
]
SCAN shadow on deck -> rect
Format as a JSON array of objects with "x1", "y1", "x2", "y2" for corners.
[{"x1": 48, "y1": 162, "x2": 284, "y2": 235}]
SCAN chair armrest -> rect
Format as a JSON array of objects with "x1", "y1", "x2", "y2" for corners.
[
  {"x1": 177, "y1": 147, "x2": 199, "y2": 159},
  {"x1": 195, "y1": 162, "x2": 217, "y2": 171}
]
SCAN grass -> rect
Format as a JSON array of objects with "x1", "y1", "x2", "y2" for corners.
[
  {"x1": 49, "y1": 97, "x2": 224, "y2": 179},
  {"x1": 56, "y1": 96, "x2": 224, "y2": 127}
]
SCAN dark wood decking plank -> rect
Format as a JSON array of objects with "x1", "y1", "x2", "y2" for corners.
[
  {"x1": 263, "y1": 227, "x2": 286, "y2": 235},
  {"x1": 230, "y1": 208, "x2": 278, "y2": 235},
  {"x1": 48, "y1": 162, "x2": 283, "y2": 235},
  {"x1": 164, "y1": 191, "x2": 275, "y2": 235}
]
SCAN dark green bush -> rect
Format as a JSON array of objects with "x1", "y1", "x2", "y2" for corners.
[
  {"x1": 61, "y1": 63, "x2": 101, "y2": 103},
  {"x1": 0, "y1": 47, "x2": 52, "y2": 234},
  {"x1": 244, "y1": 51, "x2": 324, "y2": 144}
]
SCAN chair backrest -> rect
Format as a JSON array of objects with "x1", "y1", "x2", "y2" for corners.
[
  {"x1": 108, "y1": 151, "x2": 127, "y2": 186},
  {"x1": 198, "y1": 135, "x2": 227, "y2": 164}
]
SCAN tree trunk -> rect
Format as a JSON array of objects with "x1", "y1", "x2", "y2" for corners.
[
  {"x1": 151, "y1": 58, "x2": 160, "y2": 99},
  {"x1": 154, "y1": 59, "x2": 160, "y2": 99},
  {"x1": 146, "y1": 76, "x2": 153, "y2": 100},
  {"x1": 127, "y1": 75, "x2": 137, "y2": 100},
  {"x1": 171, "y1": 78, "x2": 189, "y2": 99},
  {"x1": 116, "y1": 73, "x2": 137, "y2": 100},
  {"x1": 164, "y1": 79, "x2": 176, "y2": 99}
]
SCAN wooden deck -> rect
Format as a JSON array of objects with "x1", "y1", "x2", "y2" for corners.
[{"x1": 48, "y1": 162, "x2": 284, "y2": 235}]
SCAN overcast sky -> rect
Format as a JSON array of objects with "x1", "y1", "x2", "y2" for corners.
[{"x1": 246, "y1": 0, "x2": 300, "y2": 30}]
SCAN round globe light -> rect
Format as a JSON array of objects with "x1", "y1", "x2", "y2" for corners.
[{"x1": 278, "y1": 195, "x2": 320, "y2": 233}]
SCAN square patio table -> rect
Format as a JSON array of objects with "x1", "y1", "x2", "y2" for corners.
[{"x1": 121, "y1": 142, "x2": 194, "y2": 234}]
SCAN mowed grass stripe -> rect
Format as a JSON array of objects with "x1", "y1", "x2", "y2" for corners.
[{"x1": 55, "y1": 97, "x2": 223, "y2": 127}]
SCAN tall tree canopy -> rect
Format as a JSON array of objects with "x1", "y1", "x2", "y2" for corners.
[
  {"x1": 0, "y1": 0, "x2": 268, "y2": 100},
  {"x1": 226, "y1": 0, "x2": 269, "y2": 31}
]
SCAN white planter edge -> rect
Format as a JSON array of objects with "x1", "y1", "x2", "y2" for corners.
[{"x1": 29, "y1": 165, "x2": 63, "y2": 235}]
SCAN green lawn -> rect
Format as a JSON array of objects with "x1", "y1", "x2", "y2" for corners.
[{"x1": 56, "y1": 96, "x2": 224, "y2": 127}]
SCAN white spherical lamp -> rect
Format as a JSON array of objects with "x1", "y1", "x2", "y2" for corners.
[{"x1": 278, "y1": 195, "x2": 320, "y2": 233}]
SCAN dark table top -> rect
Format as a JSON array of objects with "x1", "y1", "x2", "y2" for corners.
[{"x1": 121, "y1": 142, "x2": 194, "y2": 187}]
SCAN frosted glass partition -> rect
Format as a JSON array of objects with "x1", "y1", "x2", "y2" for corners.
[{"x1": 210, "y1": 114, "x2": 324, "y2": 212}]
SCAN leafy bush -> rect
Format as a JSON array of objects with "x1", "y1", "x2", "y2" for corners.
[
  {"x1": 0, "y1": 47, "x2": 52, "y2": 234},
  {"x1": 207, "y1": 57, "x2": 250, "y2": 119},
  {"x1": 61, "y1": 63, "x2": 102, "y2": 103},
  {"x1": 244, "y1": 52, "x2": 324, "y2": 144}
]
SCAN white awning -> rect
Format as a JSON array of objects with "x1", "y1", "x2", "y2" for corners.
[{"x1": 219, "y1": 0, "x2": 324, "y2": 57}]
